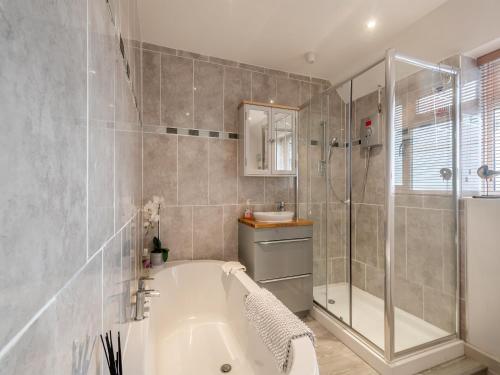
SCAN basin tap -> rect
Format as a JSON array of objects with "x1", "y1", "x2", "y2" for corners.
[{"x1": 276, "y1": 201, "x2": 286, "y2": 212}]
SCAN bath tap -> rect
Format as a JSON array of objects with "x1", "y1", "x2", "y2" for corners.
[{"x1": 135, "y1": 277, "x2": 160, "y2": 320}]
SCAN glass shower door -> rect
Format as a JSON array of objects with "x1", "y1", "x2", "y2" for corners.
[
  {"x1": 325, "y1": 81, "x2": 352, "y2": 325},
  {"x1": 391, "y1": 55, "x2": 459, "y2": 355}
]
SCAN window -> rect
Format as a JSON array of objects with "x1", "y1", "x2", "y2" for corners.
[
  {"x1": 411, "y1": 121, "x2": 453, "y2": 191},
  {"x1": 394, "y1": 104, "x2": 403, "y2": 186},
  {"x1": 477, "y1": 52, "x2": 500, "y2": 195},
  {"x1": 395, "y1": 72, "x2": 457, "y2": 193}
]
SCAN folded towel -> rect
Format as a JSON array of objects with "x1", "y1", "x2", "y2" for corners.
[
  {"x1": 245, "y1": 288, "x2": 315, "y2": 373},
  {"x1": 222, "y1": 261, "x2": 246, "y2": 276}
]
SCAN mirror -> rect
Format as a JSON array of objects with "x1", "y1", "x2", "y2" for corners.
[
  {"x1": 246, "y1": 107, "x2": 270, "y2": 173},
  {"x1": 273, "y1": 110, "x2": 294, "y2": 173}
]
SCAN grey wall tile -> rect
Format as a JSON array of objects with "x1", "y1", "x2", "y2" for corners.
[
  {"x1": 423, "y1": 287, "x2": 456, "y2": 332},
  {"x1": 88, "y1": 0, "x2": 116, "y2": 257},
  {"x1": 299, "y1": 81, "x2": 312, "y2": 105},
  {"x1": 121, "y1": 223, "x2": 133, "y2": 325},
  {"x1": 103, "y1": 235, "x2": 122, "y2": 333},
  {"x1": 223, "y1": 67, "x2": 251, "y2": 132},
  {"x1": 276, "y1": 77, "x2": 300, "y2": 107},
  {"x1": 394, "y1": 207, "x2": 407, "y2": 278},
  {"x1": 0, "y1": 0, "x2": 87, "y2": 349},
  {"x1": 133, "y1": 46, "x2": 142, "y2": 112},
  {"x1": 394, "y1": 277, "x2": 423, "y2": 318},
  {"x1": 143, "y1": 133, "x2": 178, "y2": 205},
  {"x1": 115, "y1": 129, "x2": 141, "y2": 229},
  {"x1": 88, "y1": 0, "x2": 116, "y2": 258},
  {"x1": 0, "y1": 255, "x2": 102, "y2": 375},
  {"x1": 423, "y1": 195, "x2": 454, "y2": 210},
  {"x1": 313, "y1": 258, "x2": 327, "y2": 287},
  {"x1": 265, "y1": 177, "x2": 290, "y2": 204},
  {"x1": 366, "y1": 265, "x2": 384, "y2": 299},
  {"x1": 194, "y1": 61, "x2": 223, "y2": 130},
  {"x1": 327, "y1": 203, "x2": 347, "y2": 258},
  {"x1": 115, "y1": 54, "x2": 140, "y2": 131},
  {"x1": 251, "y1": 72, "x2": 276, "y2": 103},
  {"x1": 161, "y1": 54, "x2": 194, "y2": 128},
  {"x1": 158, "y1": 206, "x2": 193, "y2": 261},
  {"x1": 395, "y1": 194, "x2": 424, "y2": 208},
  {"x1": 223, "y1": 205, "x2": 240, "y2": 261},
  {"x1": 178, "y1": 136, "x2": 209, "y2": 205},
  {"x1": 89, "y1": 124, "x2": 115, "y2": 255},
  {"x1": 352, "y1": 260, "x2": 366, "y2": 290},
  {"x1": 406, "y1": 208, "x2": 443, "y2": 289},
  {"x1": 329, "y1": 258, "x2": 346, "y2": 284},
  {"x1": 193, "y1": 206, "x2": 223, "y2": 260},
  {"x1": 238, "y1": 176, "x2": 265, "y2": 204},
  {"x1": 354, "y1": 204, "x2": 378, "y2": 267},
  {"x1": 442, "y1": 210, "x2": 457, "y2": 295},
  {"x1": 142, "y1": 49, "x2": 161, "y2": 125},
  {"x1": 209, "y1": 139, "x2": 237, "y2": 204}
]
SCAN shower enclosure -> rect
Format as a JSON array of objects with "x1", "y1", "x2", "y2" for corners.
[{"x1": 299, "y1": 50, "x2": 460, "y2": 364}]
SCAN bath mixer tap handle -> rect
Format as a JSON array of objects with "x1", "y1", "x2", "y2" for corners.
[{"x1": 138, "y1": 276, "x2": 155, "y2": 291}]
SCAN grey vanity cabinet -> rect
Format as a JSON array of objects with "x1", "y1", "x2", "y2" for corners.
[{"x1": 238, "y1": 221, "x2": 313, "y2": 315}]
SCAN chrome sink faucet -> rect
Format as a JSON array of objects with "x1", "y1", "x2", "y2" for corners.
[
  {"x1": 276, "y1": 201, "x2": 286, "y2": 212},
  {"x1": 135, "y1": 276, "x2": 160, "y2": 321}
]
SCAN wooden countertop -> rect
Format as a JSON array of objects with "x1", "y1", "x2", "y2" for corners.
[{"x1": 238, "y1": 217, "x2": 314, "y2": 229}]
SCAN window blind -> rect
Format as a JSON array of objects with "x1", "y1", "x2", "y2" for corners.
[{"x1": 478, "y1": 56, "x2": 500, "y2": 194}]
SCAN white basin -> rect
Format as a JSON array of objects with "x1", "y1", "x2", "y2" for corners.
[{"x1": 253, "y1": 211, "x2": 294, "y2": 222}]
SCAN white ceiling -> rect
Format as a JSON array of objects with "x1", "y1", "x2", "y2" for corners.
[{"x1": 138, "y1": 0, "x2": 500, "y2": 86}]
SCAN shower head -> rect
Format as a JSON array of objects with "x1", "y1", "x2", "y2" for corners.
[
  {"x1": 477, "y1": 165, "x2": 500, "y2": 180},
  {"x1": 327, "y1": 137, "x2": 338, "y2": 161}
]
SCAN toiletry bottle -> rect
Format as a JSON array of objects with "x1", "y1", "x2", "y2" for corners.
[
  {"x1": 142, "y1": 248, "x2": 151, "y2": 269},
  {"x1": 244, "y1": 199, "x2": 253, "y2": 219}
]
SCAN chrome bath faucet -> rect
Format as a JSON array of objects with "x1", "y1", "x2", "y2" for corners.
[{"x1": 135, "y1": 277, "x2": 160, "y2": 321}]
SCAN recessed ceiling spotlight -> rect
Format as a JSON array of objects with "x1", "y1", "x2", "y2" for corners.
[{"x1": 367, "y1": 19, "x2": 376, "y2": 30}]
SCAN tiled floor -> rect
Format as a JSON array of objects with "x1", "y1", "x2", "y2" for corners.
[{"x1": 304, "y1": 316, "x2": 379, "y2": 375}]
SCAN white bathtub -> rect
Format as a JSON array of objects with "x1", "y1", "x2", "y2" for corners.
[{"x1": 126, "y1": 260, "x2": 318, "y2": 375}]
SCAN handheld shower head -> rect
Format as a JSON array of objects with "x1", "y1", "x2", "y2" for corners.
[{"x1": 327, "y1": 137, "x2": 338, "y2": 161}]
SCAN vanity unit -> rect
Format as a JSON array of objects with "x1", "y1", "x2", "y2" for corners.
[
  {"x1": 238, "y1": 218, "x2": 313, "y2": 315},
  {"x1": 238, "y1": 101, "x2": 297, "y2": 176}
]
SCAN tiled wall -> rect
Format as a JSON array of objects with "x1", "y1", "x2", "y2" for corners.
[
  {"x1": 141, "y1": 42, "x2": 330, "y2": 261},
  {"x1": 0, "y1": 0, "x2": 142, "y2": 373}
]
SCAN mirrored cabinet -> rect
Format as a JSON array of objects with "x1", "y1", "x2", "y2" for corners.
[{"x1": 238, "y1": 101, "x2": 297, "y2": 176}]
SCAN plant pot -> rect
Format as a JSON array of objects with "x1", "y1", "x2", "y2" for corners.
[{"x1": 150, "y1": 252, "x2": 164, "y2": 267}]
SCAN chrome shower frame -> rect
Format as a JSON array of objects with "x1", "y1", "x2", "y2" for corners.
[
  {"x1": 312, "y1": 49, "x2": 462, "y2": 364},
  {"x1": 384, "y1": 49, "x2": 461, "y2": 361}
]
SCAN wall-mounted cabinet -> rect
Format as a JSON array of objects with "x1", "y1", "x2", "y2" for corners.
[{"x1": 238, "y1": 101, "x2": 297, "y2": 176}]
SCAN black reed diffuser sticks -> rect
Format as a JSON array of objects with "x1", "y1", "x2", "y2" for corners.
[{"x1": 100, "y1": 331, "x2": 123, "y2": 375}]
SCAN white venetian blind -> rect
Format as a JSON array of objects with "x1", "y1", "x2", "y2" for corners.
[{"x1": 478, "y1": 53, "x2": 500, "y2": 194}]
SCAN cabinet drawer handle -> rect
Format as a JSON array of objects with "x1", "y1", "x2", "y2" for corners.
[
  {"x1": 257, "y1": 238, "x2": 311, "y2": 245},
  {"x1": 259, "y1": 274, "x2": 311, "y2": 284}
]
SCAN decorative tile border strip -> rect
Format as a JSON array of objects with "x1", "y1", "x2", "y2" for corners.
[{"x1": 144, "y1": 125, "x2": 239, "y2": 140}]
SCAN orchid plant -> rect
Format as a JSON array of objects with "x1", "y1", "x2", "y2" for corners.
[
  {"x1": 143, "y1": 195, "x2": 164, "y2": 238},
  {"x1": 143, "y1": 196, "x2": 169, "y2": 260}
]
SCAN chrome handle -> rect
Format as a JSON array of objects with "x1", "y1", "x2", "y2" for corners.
[
  {"x1": 138, "y1": 276, "x2": 154, "y2": 291},
  {"x1": 257, "y1": 238, "x2": 311, "y2": 245},
  {"x1": 259, "y1": 274, "x2": 311, "y2": 284}
]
